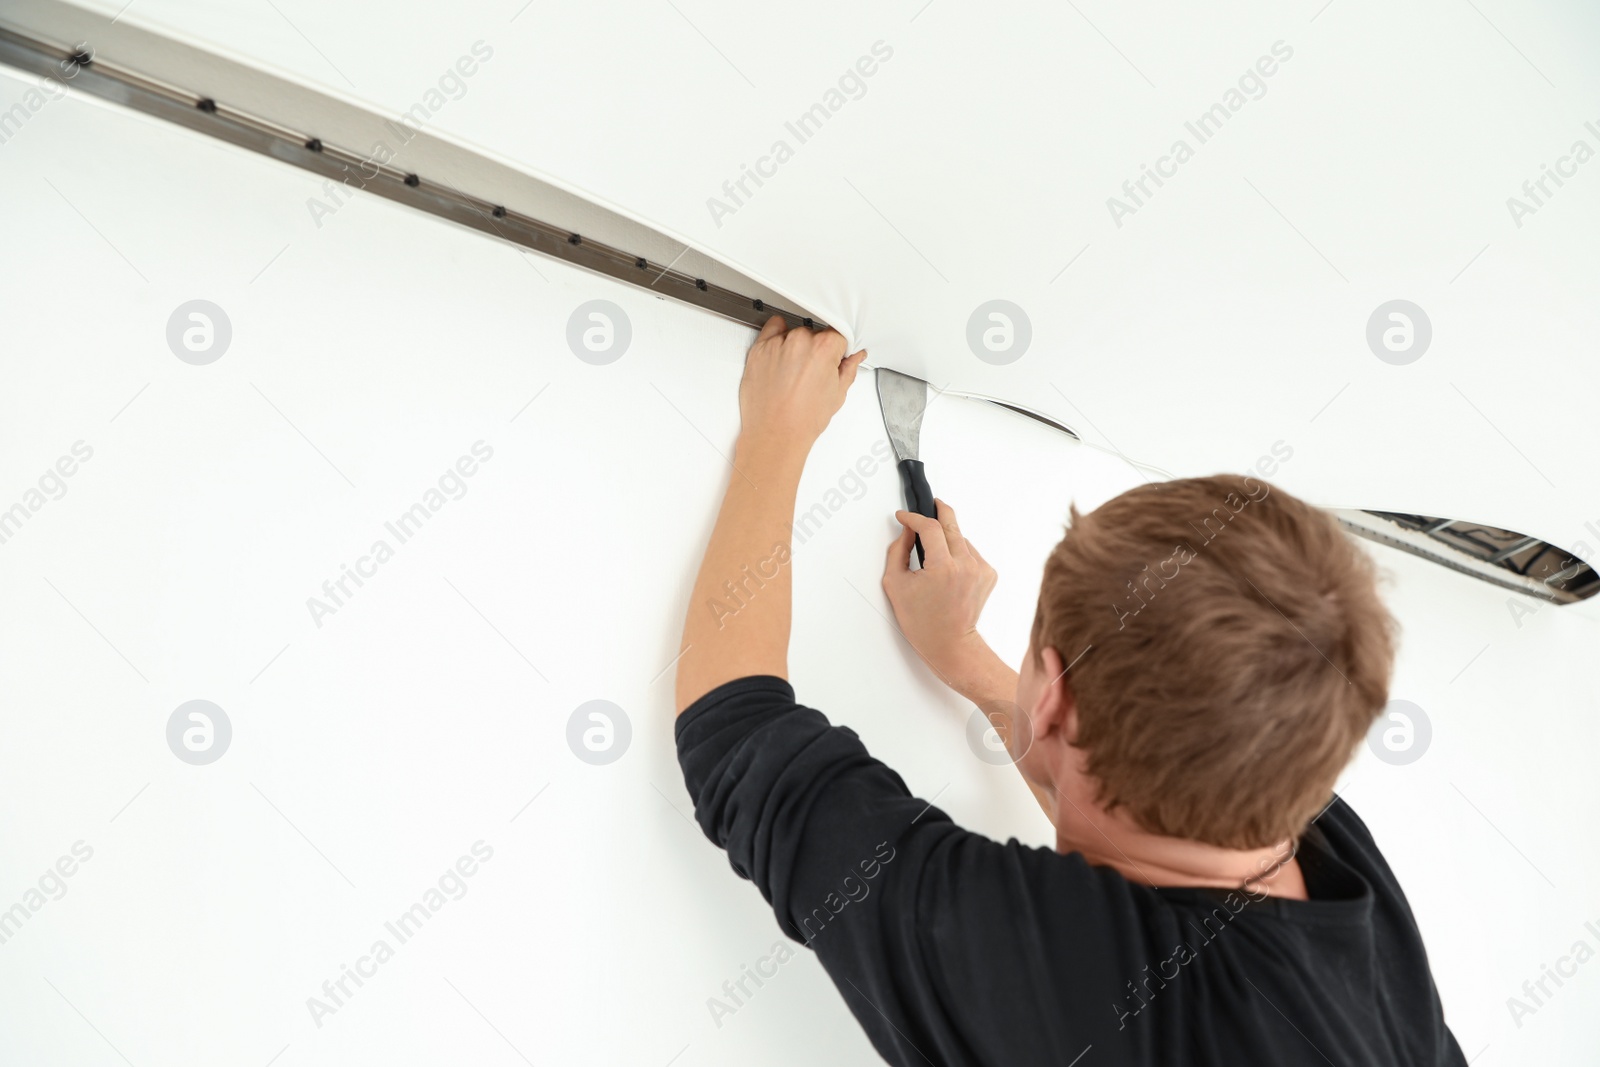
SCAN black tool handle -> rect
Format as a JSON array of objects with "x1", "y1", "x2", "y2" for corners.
[{"x1": 897, "y1": 459, "x2": 937, "y2": 567}]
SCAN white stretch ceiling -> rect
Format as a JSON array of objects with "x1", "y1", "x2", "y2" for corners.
[
  {"x1": 2, "y1": 3, "x2": 1599, "y2": 1066},
  {"x1": 7, "y1": 0, "x2": 1598, "y2": 551}
]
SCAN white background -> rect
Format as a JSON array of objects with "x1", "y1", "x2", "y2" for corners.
[{"x1": 2, "y1": 2, "x2": 1599, "y2": 1064}]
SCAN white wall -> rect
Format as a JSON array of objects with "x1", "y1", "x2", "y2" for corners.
[{"x1": 1, "y1": 31, "x2": 1598, "y2": 1067}]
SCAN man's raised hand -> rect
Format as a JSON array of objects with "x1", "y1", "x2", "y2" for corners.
[{"x1": 737, "y1": 316, "x2": 867, "y2": 452}]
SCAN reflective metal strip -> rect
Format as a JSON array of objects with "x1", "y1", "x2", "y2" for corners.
[{"x1": 0, "y1": 24, "x2": 826, "y2": 334}]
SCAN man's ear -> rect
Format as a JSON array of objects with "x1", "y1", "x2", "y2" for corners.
[{"x1": 1029, "y1": 645, "x2": 1079, "y2": 743}]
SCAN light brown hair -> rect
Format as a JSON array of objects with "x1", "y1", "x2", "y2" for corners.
[{"x1": 1030, "y1": 474, "x2": 1395, "y2": 849}]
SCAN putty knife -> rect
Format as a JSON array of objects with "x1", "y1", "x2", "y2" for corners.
[{"x1": 876, "y1": 368, "x2": 938, "y2": 566}]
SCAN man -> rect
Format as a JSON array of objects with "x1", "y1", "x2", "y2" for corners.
[{"x1": 674, "y1": 317, "x2": 1465, "y2": 1065}]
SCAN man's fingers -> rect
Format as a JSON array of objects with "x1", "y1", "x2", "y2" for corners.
[
  {"x1": 840, "y1": 349, "x2": 868, "y2": 389},
  {"x1": 895, "y1": 509, "x2": 953, "y2": 566},
  {"x1": 967, "y1": 538, "x2": 997, "y2": 589},
  {"x1": 967, "y1": 538, "x2": 990, "y2": 568},
  {"x1": 755, "y1": 314, "x2": 788, "y2": 346},
  {"x1": 884, "y1": 521, "x2": 917, "y2": 576},
  {"x1": 934, "y1": 499, "x2": 967, "y2": 556},
  {"x1": 810, "y1": 327, "x2": 848, "y2": 363}
]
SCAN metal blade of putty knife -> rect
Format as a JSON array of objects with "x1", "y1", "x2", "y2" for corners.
[{"x1": 876, "y1": 368, "x2": 938, "y2": 567}]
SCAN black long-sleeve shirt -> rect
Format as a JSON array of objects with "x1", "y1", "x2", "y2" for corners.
[{"x1": 676, "y1": 675, "x2": 1466, "y2": 1066}]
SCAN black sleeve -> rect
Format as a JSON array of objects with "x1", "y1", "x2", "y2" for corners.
[
  {"x1": 674, "y1": 675, "x2": 1150, "y2": 1067},
  {"x1": 674, "y1": 675, "x2": 948, "y2": 938},
  {"x1": 675, "y1": 675, "x2": 966, "y2": 1064}
]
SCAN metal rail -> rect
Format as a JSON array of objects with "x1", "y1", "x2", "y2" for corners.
[{"x1": 0, "y1": 24, "x2": 826, "y2": 334}]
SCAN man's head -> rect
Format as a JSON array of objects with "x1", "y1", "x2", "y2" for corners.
[{"x1": 1013, "y1": 474, "x2": 1395, "y2": 851}]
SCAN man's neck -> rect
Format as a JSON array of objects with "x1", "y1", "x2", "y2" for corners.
[{"x1": 1053, "y1": 798, "x2": 1306, "y2": 900}]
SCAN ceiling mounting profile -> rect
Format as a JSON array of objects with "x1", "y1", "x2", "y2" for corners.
[
  {"x1": 0, "y1": 15, "x2": 826, "y2": 334},
  {"x1": 1338, "y1": 511, "x2": 1597, "y2": 606}
]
